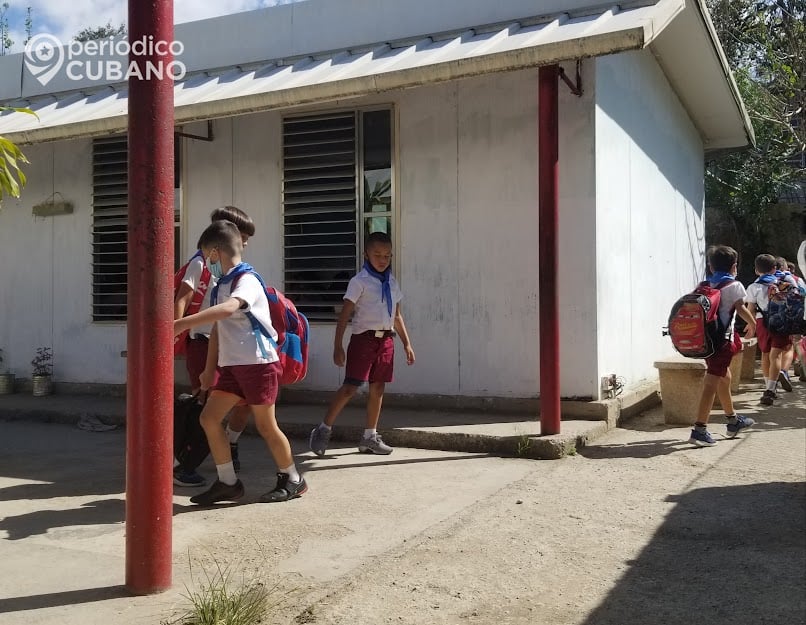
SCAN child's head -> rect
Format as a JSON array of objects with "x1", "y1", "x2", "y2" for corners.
[
  {"x1": 707, "y1": 245, "x2": 738, "y2": 274},
  {"x1": 198, "y1": 220, "x2": 243, "y2": 269},
  {"x1": 754, "y1": 253, "x2": 776, "y2": 275},
  {"x1": 364, "y1": 231, "x2": 393, "y2": 273},
  {"x1": 774, "y1": 256, "x2": 788, "y2": 272},
  {"x1": 211, "y1": 206, "x2": 255, "y2": 246}
]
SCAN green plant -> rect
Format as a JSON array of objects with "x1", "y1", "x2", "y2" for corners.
[
  {"x1": 163, "y1": 556, "x2": 290, "y2": 625},
  {"x1": 0, "y1": 106, "x2": 38, "y2": 204},
  {"x1": 516, "y1": 434, "x2": 532, "y2": 458},
  {"x1": 31, "y1": 347, "x2": 52, "y2": 376}
]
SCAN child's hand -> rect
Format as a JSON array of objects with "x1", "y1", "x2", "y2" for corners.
[
  {"x1": 173, "y1": 319, "x2": 185, "y2": 337},
  {"x1": 199, "y1": 367, "x2": 216, "y2": 392},
  {"x1": 333, "y1": 345, "x2": 346, "y2": 367},
  {"x1": 743, "y1": 322, "x2": 756, "y2": 339},
  {"x1": 404, "y1": 344, "x2": 415, "y2": 365}
]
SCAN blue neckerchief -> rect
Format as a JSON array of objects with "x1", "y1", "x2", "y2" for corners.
[
  {"x1": 774, "y1": 270, "x2": 786, "y2": 279},
  {"x1": 708, "y1": 271, "x2": 734, "y2": 287},
  {"x1": 210, "y1": 262, "x2": 253, "y2": 305},
  {"x1": 363, "y1": 260, "x2": 393, "y2": 317},
  {"x1": 756, "y1": 273, "x2": 777, "y2": 285}
]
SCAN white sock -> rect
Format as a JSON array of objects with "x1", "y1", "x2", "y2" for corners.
[
  {"x1": 363, "y1": 428, "x2": 377, "y2": 439},
  {"x1": 319, "y1": 422, "x2": 332, "y2": 432},
  {"x1": 226, "y1": 426, "x2": 243, "y2": 444},
  {"x1": 216, "y1": 462, "x2": 238, "y2": 486},
  {"x1": 766, "y1": 379, "x2": 777, "y2": 391},
  {"x1": 281, "y1": 463, "x2": 300, "y2": 483}
]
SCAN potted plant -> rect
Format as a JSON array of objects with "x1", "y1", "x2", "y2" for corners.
[
  {"x1": 31, "y1": 347, "x2": 53, "y2": 396},
  {"x1": 0, "y1": 348, "x2": 14, "y2": 394}
]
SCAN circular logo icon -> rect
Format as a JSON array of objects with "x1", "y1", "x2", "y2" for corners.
[{"x1": 24, "y1": 33, "x2": 65, "y2": 86}]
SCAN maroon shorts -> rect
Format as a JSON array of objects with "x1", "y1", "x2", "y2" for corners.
[
  {"x1": 214, "y1": 362, "x2": 281, "y2": 405},
  {"x1": 704, "y1": 332, "x2": 741, "y2": 377},
  {"x1": 185, "y1": 336, "x2": 219, "y2": 389},
  {"x1": 756, "y1": 317, "x2": 792, "y2": 353},
  {"x1": 345, "y1": 332, "x2": 395, "y2": 386}
]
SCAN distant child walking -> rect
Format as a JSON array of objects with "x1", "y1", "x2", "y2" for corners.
[
  {"x1": 174, "y1": 220, "x2": 306, "y2": 505},
  {"x1": 746, "y1": 253, "x2": 796, "y2": 406},
  {"x1": 309, "y1": 232, "x2": 415, "y2": 456},
  {"x1": 688, "y1": 246, "x2": 756, "y2": 447}
]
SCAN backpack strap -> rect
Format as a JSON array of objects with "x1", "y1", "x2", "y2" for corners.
[{"x1": 227, "y1": 270, "x2": 279, "y2": 359}]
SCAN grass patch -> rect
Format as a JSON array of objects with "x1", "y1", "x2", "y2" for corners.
[{"x1": 163, "y1": 555, "x2": 290, "y2": 625}]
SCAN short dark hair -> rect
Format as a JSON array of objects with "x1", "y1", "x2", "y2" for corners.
[
  {"x1": 707, "y1": 245, "x2": 738, "y2": 273},
  {"x1": 211, "y1": 206, "x2": 255, "y2": 237},
  {"x1": 365, "y1": 231, "x2": 392, "y2": 249},
  {"x1": 754, "y1": 253, "x2": 776, "y2": 274},
  {"x1": 198, "y1": 220, "x2": 243, "y2": 256}
]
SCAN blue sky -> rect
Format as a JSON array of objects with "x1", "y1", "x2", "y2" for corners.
[{"x1": 2, "y1": 0, "x2": 300, "y2": 52}]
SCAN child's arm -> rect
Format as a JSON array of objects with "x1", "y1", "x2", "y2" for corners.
[
  {"x1": 198, "y1": 323, "x2": 220, "y2": 392},
  {"x1": 735, "y1": 301, "x2": 756, "y2": 338},
  {"x1": 174, "y1": 297, "x2": 242, "y2": 336},
  {"x1": 174, "y1": 283, "x2": 194, "y2": 320},
  {"x1": 333, "y1": 300, "x2": 356, "y2": 367},
  {"x1": 393, "y1": 303, "x2": 415, "y2": 365}
]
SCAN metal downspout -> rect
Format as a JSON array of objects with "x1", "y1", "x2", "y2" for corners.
[{"x1": 538, "y1": 64, "x2": 561, "y2": 435}]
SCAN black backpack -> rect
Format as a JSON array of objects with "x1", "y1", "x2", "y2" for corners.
[{"x1": 174, "y1": 394, "x2": 210, "y2": 472}]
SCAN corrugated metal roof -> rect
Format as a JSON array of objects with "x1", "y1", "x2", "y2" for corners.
[{"x1": 0, "y1": 0, "x2": 732, "y2": 146}]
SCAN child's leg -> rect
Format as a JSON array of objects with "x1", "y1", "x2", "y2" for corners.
[
  {"x1": 365, "y1": 381, "x2": 385, "y2": 430},
  {"x1": 714, "y1": 369, "x2": 735, "y2": 415},
  {"x1": 761, "y1": 351, "x2": 771, "y2": 380},
  {"x1": 200, "y1": 391, "x2": 242, "y2": 465},
  {"x1": 252, "y1": 403, "x2": 293, "y2": 470},
  {"x1": 695, "y1": 373, "x2": 720, "y2": 425},
  {"x1": 768, "y1": 347, "x2": 783, "y2": 388},
  {"x1": 323, "y1": 384, "x2": 360, "y2": 427},
  {"x1": 780, "y1": 344, "x2": 794, "y2": 373}
]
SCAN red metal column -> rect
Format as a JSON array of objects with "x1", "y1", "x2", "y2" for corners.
[
  {"x1": 125, "y1": 0, "x2": 175, "y2": 594},
  {"x1": 538, "y1": 65, "x2": 561, "y2": 435}
]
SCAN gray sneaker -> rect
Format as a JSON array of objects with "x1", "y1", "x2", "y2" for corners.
[
  {"x1": 309, "y1": 424, "x2": 332, "y2": 456},
  {"x1": 358, "y1": 433, "x2": 393, "y2": 455}
]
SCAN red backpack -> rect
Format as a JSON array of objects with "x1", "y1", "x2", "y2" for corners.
[
  {"x1": 213, "y1": 264, "x2": 309, "y2": 385},
  {"x1": 173, "y1": 251, "x2": 212, "y2": 356},
  {"x1": 666, "y1": 280, "x2": 732, "y2": 359}
]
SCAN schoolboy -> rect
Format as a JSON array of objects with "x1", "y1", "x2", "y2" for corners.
[
  {"x1": 173, "y1": 206, "x2": 255, "y2": 485},
  {"x1": 745, "y1": 254, "x2": 794, "y2": 405},
  {"x1": 174, "y1": 220, "x2": 306, "y2": 505},
  {"x1": 688, "y1": 246, "x2": 756, "y2": 447},
  {"x1": 309, "y1": 232, "x2": 415, "y2": 456}
]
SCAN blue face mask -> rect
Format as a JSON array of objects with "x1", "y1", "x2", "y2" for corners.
[{"x1": 205, "y1": 256, "x2": 223, "y2": 279}]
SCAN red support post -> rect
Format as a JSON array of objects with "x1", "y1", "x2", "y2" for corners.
[
  {"x1": 125, "y1": 0, "x2": 175, "y2": 594},
  {"x1": 538, "y1": 64, "x2": 561, "y2": 435}
]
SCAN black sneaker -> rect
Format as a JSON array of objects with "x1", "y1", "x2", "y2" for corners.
[
  {"x1": 230, "y1": 442, "x2": 241, "y2": 473},
  {"x1": 259, "y1": 473, "x2": 307, "y2": 503},
  {"x1": 189, "y1": 479, "x2": 244, "y2": 506},
  {"x1": 778, "y1": 371, "x2": 793, "y2": 392},
  {"x1": 759, "y1": 389, "x2": 777, "y2": 406}
]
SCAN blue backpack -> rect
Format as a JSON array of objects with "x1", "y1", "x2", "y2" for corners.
[
  {"x1": 212, "y1": 263, "x2": 309, "y2": 385},
  {"x1": 763, "y1": 278, "x2": 806, "y2": 336}
]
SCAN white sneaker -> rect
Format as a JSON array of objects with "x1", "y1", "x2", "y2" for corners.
[{"x1": 358, "y1": 433, "x2": 393, "y2": 455}]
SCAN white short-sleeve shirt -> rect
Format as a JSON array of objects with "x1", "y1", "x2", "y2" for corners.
[
  {"x1": 214, "y1": 270, "x2": 278, "y2": 367},
  {"x1": 179, "y1": 254, "x2": 216, "y2": 338},
  {"x1": 746, "y1": 274, "x2": 797, "y2": 318},
  {"x1": 715, "y1": 280, "x2": 746, "y2": 330},
  {"x1": 344, "y1": 268, "x2": 402, "y2": 334}
]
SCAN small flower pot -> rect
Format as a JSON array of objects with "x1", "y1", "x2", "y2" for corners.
[
  {"x1": 32, "y1": 375, "x2": 53, "y2": 397},
  {"x1": 0, "y1": 373, "x2": 15, "y2": 395}
]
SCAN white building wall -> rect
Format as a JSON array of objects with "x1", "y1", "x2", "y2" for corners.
[
  {"x1": 0, "y1": 139, "x2": 128, "y2": 384},
  {"x1": 594, "y1": 50, "x2": 706, "y2": 389}
]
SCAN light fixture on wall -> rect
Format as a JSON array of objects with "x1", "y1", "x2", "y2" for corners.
[{"x1": 32, "y1": 192, "x2": 73, "y2": 217}]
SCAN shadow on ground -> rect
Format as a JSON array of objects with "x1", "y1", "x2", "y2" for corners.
[{"x1": 580, "y1": 481, "x2": 806, "y2": 625}]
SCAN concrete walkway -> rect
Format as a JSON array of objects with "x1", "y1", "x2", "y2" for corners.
[{"x1": 0, "y1": 378, "x2": 803, "y2": 625}]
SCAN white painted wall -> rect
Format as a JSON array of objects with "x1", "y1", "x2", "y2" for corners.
[{"x1": 594, "y1": 50, "x2": 706, "y2": 390}]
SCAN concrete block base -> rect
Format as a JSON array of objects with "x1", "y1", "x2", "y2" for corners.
[
  {"x1": 740, "y1": 338, "x2": 758, "y2": 381},
  {"x1": 654, "y1": 359, "x2": 706, "y2": 425}
]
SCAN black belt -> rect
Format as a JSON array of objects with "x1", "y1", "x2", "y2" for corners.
[{"x1": 358, "y1": 330, "x2": 395, "y2": 338}]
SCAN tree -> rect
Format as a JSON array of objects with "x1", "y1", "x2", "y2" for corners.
[
  {"x1": 705, "y1": 0, "x2": 805, "y2": 278},
  {"x1": 74, "y1": 21, "x2": 126, "y2": 42},
  {"x1": 0, "y1": 2, "x2": 12, "y2": 55},
  {"x1": 0, "y1": 107, "x2": 36, "y2": 205}
]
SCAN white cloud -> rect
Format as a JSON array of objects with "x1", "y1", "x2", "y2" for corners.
[{"x1": 8, "y1": 0, "x2": 297, "y2": 50}]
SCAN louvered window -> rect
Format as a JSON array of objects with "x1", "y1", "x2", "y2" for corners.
[
  {"x1": 283, "y1": 108, "x2": 394, "y2": 322},
  {"x1": 92, "y1": 137, "x2": 129, "y2": 321},
  {"x1": 92, "y1": 137, "x2": 182, "y2": 321}
]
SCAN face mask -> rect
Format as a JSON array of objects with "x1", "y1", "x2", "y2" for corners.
[{"x1": 206, "y1": 256, "x2": 223, "y2": 279}]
